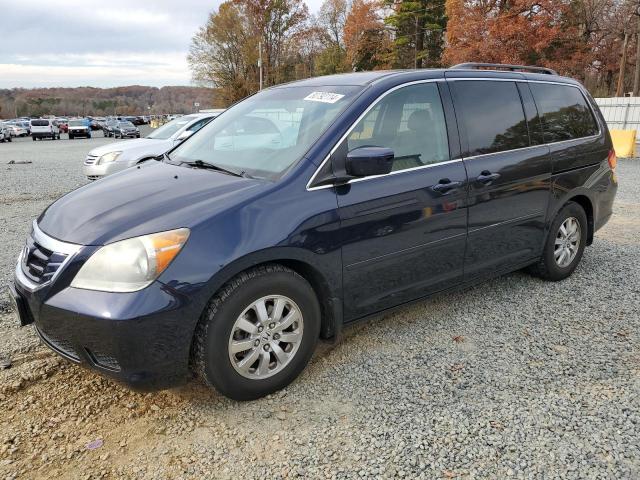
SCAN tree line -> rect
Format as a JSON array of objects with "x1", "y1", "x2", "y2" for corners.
[
  {"x1": 189, "y1": 0, "x2": 640, "y2": 104},
  {"x1": 0, "y1": 86, "x2": 214, "y2": 119}
]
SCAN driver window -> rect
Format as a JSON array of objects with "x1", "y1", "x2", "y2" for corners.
[{"x1": 347, "y1": 83, "x2": 449, "y2": 172}]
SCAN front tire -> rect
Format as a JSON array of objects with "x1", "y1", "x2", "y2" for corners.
[
  {"x1": 191, "y1": 264, "x2": 320, "y2": 401},
  {"x1": 529, "y1": 201, "x2": 587, "y2": 281}
]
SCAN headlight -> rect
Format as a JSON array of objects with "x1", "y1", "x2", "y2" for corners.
[
  {"x1": 98, "y1": 151, "x2": 122, "y2": 164},
  {"x1": 71, "y1": 228, "x2": 190, "y2": 292}
]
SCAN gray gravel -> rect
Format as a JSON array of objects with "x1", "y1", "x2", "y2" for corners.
[{"x1": 0, "y1": 137, "x2": 638, "y2": 479}]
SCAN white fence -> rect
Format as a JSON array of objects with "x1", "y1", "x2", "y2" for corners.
[{"x1": 595, "y1": 97, "x2": 640, "y2": 131}]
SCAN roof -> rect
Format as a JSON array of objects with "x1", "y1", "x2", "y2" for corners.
[
  {"x1": 273, "y1": 66, "x2": 578, "y2": 89},
  {"x1": 273, "y1": 71, "x2": 427, "y2": 87}
]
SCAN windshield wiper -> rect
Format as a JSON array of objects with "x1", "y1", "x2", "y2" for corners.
[
  {"x1": 160, "y1": 152, "x2": 174, "y2": 163},
  {"x1": 180, "y1": 160, "x2": 253, "y2": 178}
]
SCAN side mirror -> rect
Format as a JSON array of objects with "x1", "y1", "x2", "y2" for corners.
[
  {"x1": 176, "y1": 130, "x2": 193, "y2": 142},
  {"x1": 345, "y1": 146, "x2": 394, "y2": 177}
]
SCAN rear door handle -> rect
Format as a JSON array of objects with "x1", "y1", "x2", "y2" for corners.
[
  {"x1": 476, "y1": 171, "x2": 501, "y2": 184},
  {"x1": 431, "y1": 179, "x2": 462, "y2": 193}
]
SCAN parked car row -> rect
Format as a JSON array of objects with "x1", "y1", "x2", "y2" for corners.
[{"x1": 3, "y1": 117, "x2": 123, "y2": 141}]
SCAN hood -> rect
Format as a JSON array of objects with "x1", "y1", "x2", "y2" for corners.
[
  {"x1": 38, "y1": 161, "x2": 266, "y2": 245},
  {"x1": 88, "y1": 138, "x2": 170, "y2": 159}
]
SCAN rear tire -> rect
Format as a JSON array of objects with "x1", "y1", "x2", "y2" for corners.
[
  {"x1": 191, "y1": 264, "x2": 320, "y2": 401},
  {"x1": 528, "y1": 201, "x2": 587, "y2": 281}
]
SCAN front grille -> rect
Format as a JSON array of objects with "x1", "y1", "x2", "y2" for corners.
[
  {"x1": 87, "y1": 175, "x2": 101, "y2": 181},
  {"x1": 84, "y1": 155, "x2": 99, "y2": 165},
  {"x1": 21, "y1": 236, "x2": 68, "y2": 285},
  {"x1": 37, "y1": 327, "x2": 80, "y2": 361}
]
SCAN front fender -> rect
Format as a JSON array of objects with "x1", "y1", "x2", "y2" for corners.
[{"x1": 158, "y1": 179, "x2": 343, "y2": 339}]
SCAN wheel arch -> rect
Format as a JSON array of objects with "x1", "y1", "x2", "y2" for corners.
[
  {"x1": 274, "y1": 259, "x2": 340, "y2": 340},
  {"x1": 549, "y1": 186, "x2": 596, "y2": 247},
  {"x1": 565, "y1": 194, "x2": 594, "y2": 245},
  {"x1": 191, "y1": 249, "x2": 343, "y2": 343}
]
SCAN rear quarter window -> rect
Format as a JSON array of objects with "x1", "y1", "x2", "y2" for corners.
[
  {"x1": 529, "y1": 83, "x2": 599, "y2": 143},
  {"x1": 450, "y1": 80, "x2": 530, "y2": 156}
]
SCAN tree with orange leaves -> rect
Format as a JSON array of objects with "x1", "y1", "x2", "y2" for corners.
[
  {"x1": 443, "y1": 0, "x2": 587, "y2": 75},
  {"x1": 343, "y1": 0, "x2": 392, "y2": 70}
]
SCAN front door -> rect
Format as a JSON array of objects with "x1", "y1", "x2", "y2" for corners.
[
  {"x1": 336, "y1": 82, "x2": 468, "y2": 321},
  {"x1": 448, "y1": 79, "x2": 552, "y2": 281}
]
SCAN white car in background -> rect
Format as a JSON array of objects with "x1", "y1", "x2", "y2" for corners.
[
  {"x1": 5, "y1": 123, "x2": 28, "y2": 137},
  {"x1": 83, "y1": 112, "x2": 221, "y2": 180},
  {"x1": 30, "y1": 119, "x2": 61, "y2": 140},
  {"x1": 0, "y1": 124, "x2": 12, "y2": 142}
]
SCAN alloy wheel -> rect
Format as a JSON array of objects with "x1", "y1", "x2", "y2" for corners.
[
  {"x1": 554, "y1": 217, "x2": 581, "y2": 268},
  {"x1": 228, "y1": 295, "x2": 304, "y2": 380}
]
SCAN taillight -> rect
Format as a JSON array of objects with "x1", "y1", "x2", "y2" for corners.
[{"x1": 607, "y1": 149, "x2": 617, "y2": 170}]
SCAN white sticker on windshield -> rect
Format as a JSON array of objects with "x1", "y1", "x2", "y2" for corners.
[{"x1": 304, "y1": 92, "x2": 345, "y2": 104}]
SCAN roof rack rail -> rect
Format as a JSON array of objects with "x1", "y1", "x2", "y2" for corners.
[{"x1": 450, "y1": 63, "x2": 558, "y2": 76}]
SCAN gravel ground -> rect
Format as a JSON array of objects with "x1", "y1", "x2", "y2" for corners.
[{"x1": 0, "y1": 137, "x2": 638, "y2": 479}]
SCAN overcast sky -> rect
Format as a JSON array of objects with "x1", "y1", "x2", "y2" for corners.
[{"x1": 0, "y1": 0, "x2": 323, "y2": 89}]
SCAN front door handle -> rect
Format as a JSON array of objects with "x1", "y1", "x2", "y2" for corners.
[
  {"x1": 432, "y1": 179, "x2": 462, "y2": 193},
  {"x1": 476, "y1": 171, "x2": 501, "y2": 184}
]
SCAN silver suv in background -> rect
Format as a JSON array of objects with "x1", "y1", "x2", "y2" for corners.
[{"x1": 83, "y1": 112, "x2": 222, "y2": 180}]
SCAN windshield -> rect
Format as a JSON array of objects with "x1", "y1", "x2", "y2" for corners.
[
  {"x1": 170, "y1": 86, "x2": 361, "y2": 179},
  {"x1": 119, "y1": 121, "x2": 135, "y2": 128},
  {"x1": 146, "y1": 115, "x2": 198, "y2": 140},
  {"x1": 68, "y1": 120, "x2": 85, "y2": 126}
]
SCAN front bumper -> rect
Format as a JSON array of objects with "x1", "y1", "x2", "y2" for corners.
[
  {"x1": 69, "y1": 129, "x2": 90, "y2": 137},
  {"x1": 83, "y1": 160, "x2": 130, "y2": 180},
  {"x1": 119, "y1": 131, "x2": 139, "y2": 138},
  {"x1": 12, "y1": 239, "x2": 199, "y2": 390}
]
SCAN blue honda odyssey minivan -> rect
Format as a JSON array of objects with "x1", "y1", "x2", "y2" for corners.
[{"x1": 9, "y1": 64, "x2": 617, "y2": 400}]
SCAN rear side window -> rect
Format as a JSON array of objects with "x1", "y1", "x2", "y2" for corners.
[
  {"x1": 31, "y1": 120, "x2": 50, "y2": 127},
  {"x1": 450, "y1": 81, "x2": 529, "y2": 156},
  {"x1": 529, "y1": 83, "x2": 598, "y2": 143}
]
